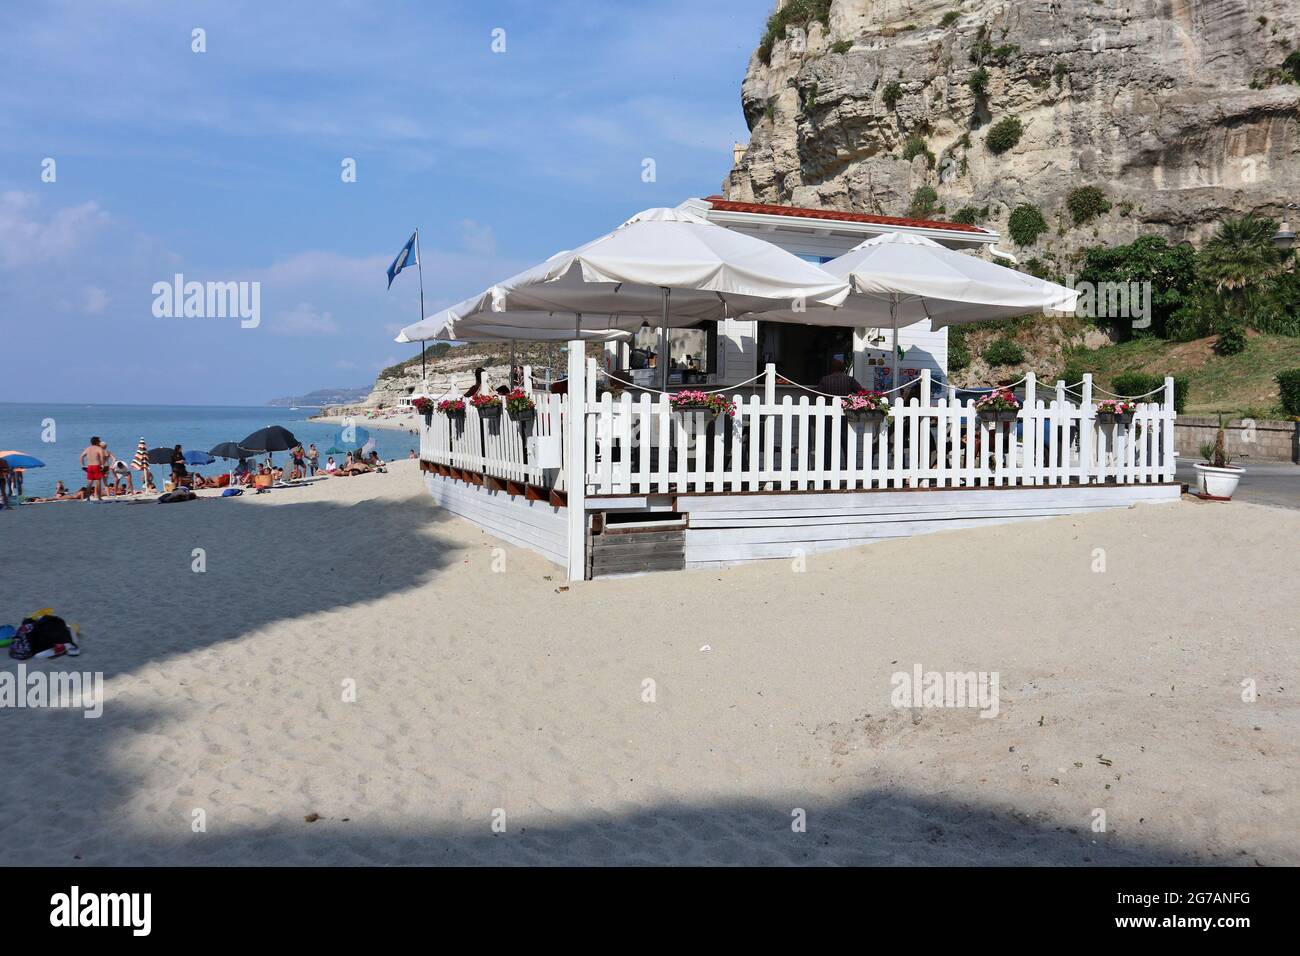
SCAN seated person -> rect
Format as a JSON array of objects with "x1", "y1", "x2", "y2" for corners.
[{"x1": 325, "y1": 456, "x2": 338, "y2": 473}]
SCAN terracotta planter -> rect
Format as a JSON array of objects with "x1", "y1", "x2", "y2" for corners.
[{"x1": 1193, "y1": 462, "x2": 1244, "y2": 500}]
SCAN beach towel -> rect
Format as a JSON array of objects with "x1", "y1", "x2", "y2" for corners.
[{"x1": 157, "y1": 489, "x2": 196, "y2": 504}]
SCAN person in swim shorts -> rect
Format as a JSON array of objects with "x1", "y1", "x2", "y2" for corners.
[{"x1": 80, "y1": 437, "x2": 108, "y2": 501}]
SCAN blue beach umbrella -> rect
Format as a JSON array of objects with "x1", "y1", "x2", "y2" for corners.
[
  {"x1": 0, "y1": 452, "x2": 46, "y2": 469},
  {"x1": 183, "y1": 450, "x2": 216, "y2": 466}
]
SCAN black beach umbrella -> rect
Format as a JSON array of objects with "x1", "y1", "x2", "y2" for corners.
[
  {"x1": 239, "y1": 426, "x2": 298, "y2": 454},
  {"x1": 210, "y1": 441, "x2": 258, "y2": 482},
  {"x1": 146, "y1": 446, "x2": 177, "y2": 465},
  {"x1": 209, "y1": 441, "x2": 258, "y2": 461}
]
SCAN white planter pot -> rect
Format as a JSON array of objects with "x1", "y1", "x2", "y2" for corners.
[{"x1": 1193, "y1": 462, "x2": 1244, "y2": 499}]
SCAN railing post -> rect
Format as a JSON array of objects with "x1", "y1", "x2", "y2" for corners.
[
  {"x1": 566, "y1": 340, "x2": 587, "y2": 582},
  {"x1": 521, "y1": 364, "x2": 531, "y2": 392},
  {"x1": 1163, "y1": 375, "x2": 1176, "y2": 481},
  {"x1": 1080, "y1": 373, "x2": 1094, "y2": 485},
  {"x1": 764, "y1": 362, "x2": 776, "y2": 404},
  {"x1": 1024, "y1": 371, "x2": 1036, "y2": 483}
]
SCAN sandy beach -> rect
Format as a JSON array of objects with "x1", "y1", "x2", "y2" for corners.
[{"x1": 1, "y1": 459, "x2": 1296, "y2": 866}]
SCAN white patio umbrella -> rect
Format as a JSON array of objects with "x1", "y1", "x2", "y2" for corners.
[
  {"x1": 753, "y1": 232, "x2": 1079, "y2": 386},
  {"x1": 396, "y1": 205, "x2": 850, "y2": 388}
]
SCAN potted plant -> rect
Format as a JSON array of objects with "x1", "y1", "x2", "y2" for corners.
[
  {"x1": 975, "y1": 388, "x2": 1021, "y2": 423},
  {"x1": 1095, "y1": 398, "x2": 1136, "y2": 425},
  {"x1": 471, "y1": 392, "x2": 503, "y2": 420},
  {"x1": 436, "y1": 397, "x2": 466, "y2": 418},
  {"x1": 1193, "y1": 416, "x2": 1245, "y2": 500},
  {"x1": 505, "y1": 388, "x2": 537, "y2": 424},
  {"x1": 841, "y1": 390, "x2": 891, "y2": 425},
  {"x1": 669, "y1": 389, "x2": 735, "y2": 420},
  {"x1": 411, "y1": 396, "x2": 433, "y2": 421}
]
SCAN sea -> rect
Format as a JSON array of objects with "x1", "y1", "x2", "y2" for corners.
[{"x1": 0, "y1": 403, "x2": 421, "y2": 500}]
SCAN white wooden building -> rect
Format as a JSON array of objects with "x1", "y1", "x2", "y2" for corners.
[{"x1": 414, "y1": 199, "x2": 1182, "y2": 580}]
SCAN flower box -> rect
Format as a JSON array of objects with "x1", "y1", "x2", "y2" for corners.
[
  {"x1": 1094, "y1": 399, "x2": 1136, "y2": 425},
  {"x1": 841, "y1": 390, "x2": 891, "y2": 425},
  {"x1": 470, "y1": 394, "x2": 502, "y2": 419},
  {"x1": 411, "y1": 397, "x2": 433, "y2": 419},
  {"x1": 975, "y1": 388, "x2": 1021, "y2": 424},
  {"x1": 504, "y1": 388, "x2": 537, "y2": 424},
  {"x1": 436, "y1": 398, "x2": 466, "y2": 417},
  {"x1": 1095, "y1": 412, "x2": 1134, "y2": 425},
  {"x1": 669, "y1": 389, "x2": 735, "y2": 419}
]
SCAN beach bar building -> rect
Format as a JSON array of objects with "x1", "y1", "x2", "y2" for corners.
[{"x1": 403, "y1": 198, "x2": 1182, "y2": 581}]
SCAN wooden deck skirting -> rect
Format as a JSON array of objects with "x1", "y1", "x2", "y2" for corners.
[{"x1": 420, "y1": 459, "x2": 566, "y2": 507}]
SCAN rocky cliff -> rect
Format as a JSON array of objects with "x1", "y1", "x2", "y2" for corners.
[{"x1": 726, "y1": 0, "x2": 1300, "y2": 265}]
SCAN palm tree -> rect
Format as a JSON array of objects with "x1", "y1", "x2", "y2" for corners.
[{"x1": 1197, "y1": 216, "x2": 1286, "y2": 328}]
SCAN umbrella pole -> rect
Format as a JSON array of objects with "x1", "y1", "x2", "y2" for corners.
[
  {"x1": 659, "y1": 287, "x2": 670, "y2": 392},
  {"x1": 890, "y1": 298, "x2": 900, "y2": 389}
]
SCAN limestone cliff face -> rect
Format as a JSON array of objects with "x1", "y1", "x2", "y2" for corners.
[{"x1": 725, "y1": 0, "x2": 1300, "y2": 260}]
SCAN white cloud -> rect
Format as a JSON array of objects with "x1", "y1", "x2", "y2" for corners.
[{"x1": 0, "y1": 191, "x2": 109, "y2": 269}]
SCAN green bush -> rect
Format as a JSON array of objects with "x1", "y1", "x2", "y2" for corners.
[
  {"x1": 1111, "y1": 372, "x2": 1188, "y2": 413},
  {"x1": 1276, "y1": 369, "x2": 1300, "y2": 415},
  {"x1": 883, "y1": 80, "x2": 903, "y2": 110},
  {"x1": 909, "y1": 185, "x2": 939, "y2": 217},
  {"x1": 983, "y1": 337, "x2": 1025, "y2": 366},
  {"x1": 830, "y1": 39, "x2": 853, "y2": 54},
  {"x1": 902, "y1": 134, "x2": 935, "y2": 166},
  {"x1": 1078, "y1": 236, "x2": 1198, "y2": 339},
  {"x1": 967, "y1": 67, "x2": 989, "y2": 97},
  {"x1": 989, "y1": 44, "x2": 1019, "y2": 64},
  {"x1": 1067, "y1": 186, "x2": 1111, "y2": 226},
  {"x1": 1215, "y1": 323, "x2": 1247, "y2": 356},
  {"x1": 1007, "y1": 204, "x2": 1047, "y2": 246},
  {"x1": 985, "y1": 116, "x2": 1023, "y2": 154},
  {"x1": 940, "y1": 11, "x2": 960, "y2": 27},
  {"x1": 757, "y1": 0, "x2": 833, "y2": 64},
  {"x1": 951, "y1": 206, "x2": 984, "y2": 225},
  {"x1": 1284, "y1": 50, "x2": 1300, "y2": 84}
]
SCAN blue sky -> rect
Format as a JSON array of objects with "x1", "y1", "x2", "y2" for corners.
[{"x1": 0, "y1": 0, "x2": 767, "y2": 404}]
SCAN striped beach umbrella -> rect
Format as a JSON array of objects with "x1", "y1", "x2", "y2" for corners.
[{"x1": 131, "y1": 437, "x2": 149, "y2": 471}]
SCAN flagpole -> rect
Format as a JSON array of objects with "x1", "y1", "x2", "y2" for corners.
[{"x1": 415, "y1": 228, "x2": 426, "y2": 385}]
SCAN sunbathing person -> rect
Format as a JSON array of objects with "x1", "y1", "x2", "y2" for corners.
[{"x1": 30, "y1": 481, "x2": 88, "y2": 502}]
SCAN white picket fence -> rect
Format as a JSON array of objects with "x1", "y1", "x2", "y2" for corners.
[
  {"x1": 419, "y1": 390, "x2": 568, "y2": 491},
  {"x1": 418, "y1": 370, "x2": 1177, "y2": 499},
  {"x1": 581, "y1": 369, "x2": 1177, "y2": 495}
]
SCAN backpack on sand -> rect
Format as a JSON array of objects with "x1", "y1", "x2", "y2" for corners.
[{"x1": 8, "y1": 614, "x2": 77, "y2": 661}]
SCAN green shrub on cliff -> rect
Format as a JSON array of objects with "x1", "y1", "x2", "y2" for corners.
[
  {"x1": 757, "y1": 0, "x2": 832, "y2": 65},
  {"x1": 883, "y1": 81, "x2": 903, "y2": 111},
  {"x1": 985, "y1": 116, "x2": 1023, "y2": 154},
  {"x1": 1067, "y1": 186, "x2": 1111, "y2": 226},
  {"x1": 1008, "y1": 204, "x2": 1047, "y2": 246}
]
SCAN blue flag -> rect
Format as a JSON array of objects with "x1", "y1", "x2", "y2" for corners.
[{"x1": 387, "y1": 232, "x2": 418, "y2": 289}]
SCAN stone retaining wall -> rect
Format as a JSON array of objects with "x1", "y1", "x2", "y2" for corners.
[{"x1": 1175, "y1": 416, "x2": 1298, "y2": 463}]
